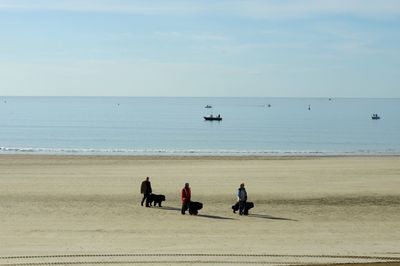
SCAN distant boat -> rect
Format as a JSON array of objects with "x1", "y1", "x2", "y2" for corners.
[
  {"x1": 371, "y1": 114, "x2": 380, "y2": 120},
  {"x1": 205, "y1": 105, "x2": 212, "y2": 108},
  {"x1": 266, "y1": 104, "x2": 271, "y2": 107},
  {"x1": 204, "y1": 115, "x2": 222, "y2": 121},
  {"x1": 308, "y1": 104, "x2": 311, "y2": 110}
]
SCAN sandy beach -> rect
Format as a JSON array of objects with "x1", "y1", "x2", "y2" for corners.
[{"x1": 0, "y1": 155, "x2": 399, "y2": 265}]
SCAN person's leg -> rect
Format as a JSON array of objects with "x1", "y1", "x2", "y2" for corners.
[
  {"x1": 141, "y1": 194, "x2": 146, "y2": 206},
  {"x1": 182, "y1": 201, "x2": 190, "y2": 214},
  {"x1": 243, "y1": 202, "x2": 249, "y2": 215},
  {"x1": 242, "y1": 201, "x2": 247, "y2": 214},
  {"x1": 239, "y1": 201, "x2": 245, "y2": 215},
  {"x1": 145, "y1": 193, "x2": 151, "y2": 207}
]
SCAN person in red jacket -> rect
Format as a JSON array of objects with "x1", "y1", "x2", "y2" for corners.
[{"x1": 181, "y1": 182, "x2": 191, "y2": 215}]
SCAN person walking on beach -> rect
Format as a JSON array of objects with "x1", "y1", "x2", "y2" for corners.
[
  {"x1": 237, "y1": 183, "x2": 247, "y2": 215},
  {"x1": 140, "y1": 176, "x2": 152, "y2": 207},
  {"x1": 181, "y1": 182, "x2": 191, "y2": 215}
]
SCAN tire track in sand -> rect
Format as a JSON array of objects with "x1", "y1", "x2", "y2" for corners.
[{"x1": 1, "y1": 253, "x2": 399, "y2": 265}]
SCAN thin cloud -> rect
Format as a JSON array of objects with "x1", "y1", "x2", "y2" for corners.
[
  {"x1": 0, "y1": 0, "x2": 206, "y2": 15},
  {"x1": 0, "y1": 0, "x2": 399, "y2": 19},
  {"x1": 154, "y1": 31, "x2": 183, "y2": 38},
  {"x1": 154, "y1": 31, "x2": 230, "y2": 42},
  {"x1": 229, "y1": 0, "x2": 400, "y2": 20},
  {"x1": 192, "y1": 33, "x2": 229, "y2": 42}
]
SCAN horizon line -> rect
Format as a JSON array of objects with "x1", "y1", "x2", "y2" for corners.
[{"x1": 1, "y1": 95, "x2": 399, "y2": 99}]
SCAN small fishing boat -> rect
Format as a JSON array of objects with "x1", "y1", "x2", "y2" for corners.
[
  {"x1": 205, "y1": 105, "x2": 212, "y2": 108},
  {"x1": 371, "y1": 114, "x2": 380, "y2": 120},
  {"x1": 204, "y1": 115, "x2": 222, "y2": 121}
]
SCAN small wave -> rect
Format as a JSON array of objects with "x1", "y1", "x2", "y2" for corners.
[{"x1": 0, "y1": 147, "x2": 399, "y2": 156}]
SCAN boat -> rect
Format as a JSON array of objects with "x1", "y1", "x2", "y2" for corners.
[
  {"x1": 204, "y1": 115, "x2": 222, "y2": 121},
  {"x1": 205, "y1": 105, "x2": 212, "y2": 108},
  {"x1": 371, "y1": 114, "x2": 380, "y2": 120}
]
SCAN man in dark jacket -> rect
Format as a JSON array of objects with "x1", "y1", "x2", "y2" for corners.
[{"x1": 140, "y1": 176, "x2": 152, "y2": 207}]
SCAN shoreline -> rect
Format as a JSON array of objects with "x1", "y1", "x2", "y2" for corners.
[
  {"x1": 1, "y1": 153, "x2": 400, "y2": 159},
  {"x1": 2, "y1": 148, "x2": 400, "y2": 158}
]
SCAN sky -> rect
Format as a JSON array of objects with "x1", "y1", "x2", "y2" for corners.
[{"x1": 0, "y1": 0, "x2": 399, "y2": 97}]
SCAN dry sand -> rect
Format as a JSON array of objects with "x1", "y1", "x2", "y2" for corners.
[{"x1": 0, "y1": 155, "x2": 399, "y2": 265}]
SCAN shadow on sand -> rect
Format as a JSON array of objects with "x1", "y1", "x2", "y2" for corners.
[
  {"x1": 196, "y1": 214, "x2": 235, "y2": 220},
  {"x1": 150, "y1": 206, "x2": 235, "y2": 220},
  {"x1": 149, "y1": 206, "x2": 297, "y2": 221},
  {"x1": 247, "y1": 213, "x2": 298, "y2": 222}
]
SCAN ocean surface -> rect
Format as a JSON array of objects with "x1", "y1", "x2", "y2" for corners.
[{"x1": 0, "y1": 97, "x2": 399, "y2": 156}]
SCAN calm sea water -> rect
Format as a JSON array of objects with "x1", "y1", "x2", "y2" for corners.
[{"x1": 0, "y1": 97, "x2": 399, "y2": 156}]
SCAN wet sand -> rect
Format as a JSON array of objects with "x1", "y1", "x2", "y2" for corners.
[{"x1": 0, "y1": 155, "x2": 399, "y2": 265}]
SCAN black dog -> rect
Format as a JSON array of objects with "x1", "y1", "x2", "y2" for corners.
[
  {"x1": 189, "y1": 201, "x2": 203, "y2": 215},
  {"x1": 232, "y1": 201, "x2": 254, "y2": 215},
  {"x1": 148, "y1": 194, "x2": 166, "y2": 207}
]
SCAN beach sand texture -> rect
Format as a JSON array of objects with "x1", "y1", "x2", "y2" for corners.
[{"x1": 0, "y1": 155, "x2": 399, "y2": 265}]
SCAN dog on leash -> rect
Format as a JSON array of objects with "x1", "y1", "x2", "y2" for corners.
[
  {"x1": 232, "y1": 201, "x2": 254, "y2": 215},
  {"x1": 189, "y1": 201, "x2": 203, "y2": 215},
  {"x1": 147, "y1": 194, "x2": 166, "y2": 207}
]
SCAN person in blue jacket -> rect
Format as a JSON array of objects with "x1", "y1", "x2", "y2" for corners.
[{"x1": 237, "y1": 183, "x2": 247, "y2": 215}]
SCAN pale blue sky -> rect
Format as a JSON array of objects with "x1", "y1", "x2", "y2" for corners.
[{"x1": 1, "y1": 0, "x2": 399, "y2": 97}]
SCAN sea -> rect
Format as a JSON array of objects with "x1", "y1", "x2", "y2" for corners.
[{"x1": 0, "y1": 97, "x2": 399, "y2": 156}]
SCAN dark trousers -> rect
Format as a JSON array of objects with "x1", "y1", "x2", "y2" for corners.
[
  {"x1": 181, "y1": 201, "x2": 190, "y2": 214},
  {"x1": 141, "y1": 193, "x2": 150, "y2": 206},
  {"x1": 239, "y1": 200, "x2": 246, "y2": 215}
]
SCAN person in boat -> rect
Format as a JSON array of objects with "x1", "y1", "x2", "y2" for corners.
[
  {"x1": 181, "y1": 182, "x2": 191, "y2": 215},
  {"x1": 140, "y1": 176, "x2": 152, "y2": 207},
  {"x1": 217, "y1": 114, "x2": 220, "y2": 118},
  {"x1": 237, "y1": 183, "x2": 247, "y2": 216}
]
